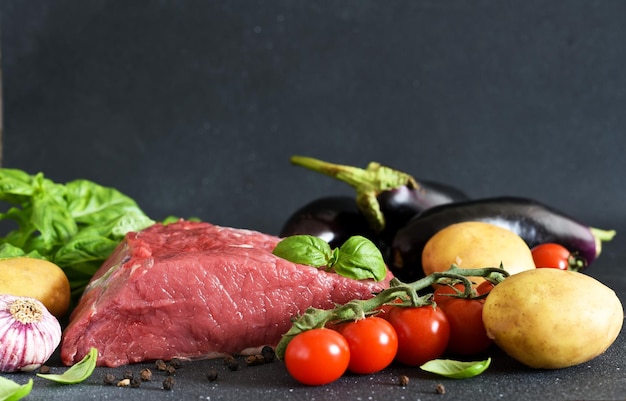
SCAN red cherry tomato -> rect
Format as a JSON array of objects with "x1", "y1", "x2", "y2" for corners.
[
  {"x1": 438, "y1": 297, "x2": 493, "y2": 355},
  {"x1": 385, "y1": 305, "x2": 450, "y2": 366},
  {"x1": 531, "y1": 243, "x2": 572, "y2": 270},
  {"x1": 433, "y1": 283, "x2": 471, "y2": 306},
  {"x1": 376, "y1": 297, "x2": 404, "y2": 319},
  {"x1": 336, "y1": 316, "x2": 398, "y2": 374},
  {"x1": 476, "y1": 280, "x2": 495, "y2": 296},
  {"x1": 284, "y1": 328, "x2": 350, "y2": 386}
]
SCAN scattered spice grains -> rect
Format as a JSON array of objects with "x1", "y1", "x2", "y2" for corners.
[
  {"x1": 435, "y1": 383, "x2": 446, "y2": 394},
  {"x1": 38, "y1": 365, "x2": 50, "y2": 374},
  {"x1": 162, "y1": 376, "x2": 175, "y2": 391},
  {"x1": 98, "y1": 350, "x2": 281, "y2": 392},
  {"x1": 245, "y1": 347, "x2": 277, "y2": 367},
  {"x1": 245, "y1": 354, "x2": 266, "y2": 366},
  {"x1": 398, "y1": 375, "x2": 410, "y2": 387}
]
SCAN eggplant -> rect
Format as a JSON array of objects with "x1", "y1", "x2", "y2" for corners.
[
  {"x1": 290, "y1": 155, "x2": 469, "y2": 245},
  {"x1": 390, "y1": 196, "x2": 616, "y2": 282},
  {"x1": 279, "y1": 195, "x2": 380, "y2": 249}
]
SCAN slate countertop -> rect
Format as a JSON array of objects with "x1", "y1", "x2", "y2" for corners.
[{"x1": 4, "y1": 224, "x2": 625, "y2": 401}]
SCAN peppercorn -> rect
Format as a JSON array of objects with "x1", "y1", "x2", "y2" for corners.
[
  {"x1": 130, "y1": 377, "x2": 141, "y2": 388},
  {"x1": 122, "y1": 370, "x2": 134, "y2": 380},
  {"x1": 38, "y1": 365, "x2": 50, "y2": 374},
  {"x1": 140, "y1": 368, "x2": 153, "y2": 382},
  {"x1": 103, "y1": 373, "x2": 117, "y2": 385},
  {"x1": 162, "y1": 376, "x2": 175, "y2": 391},
  {"x1": 261, "y1": 346, "x2": 275, "y2": 363},
  {"x1": 435, "y1": 383, "x2": 446, "y2": 394},
  {"x1": 245, "y1": 354, "x2": 266, "y2": 366},
  {"x1": 207, "y1": 368, "x2": 218, "y2": 382},
  {"x1": 155, "y1": 359, "x2": 167, "y2": 371},
  {"x1": 224, "y1": 355, "x2": 239, "y2": 371},
  {"x1": 165, "y1": 365, "x2": 177, "y2": 375},
  {"x1": 169, "y1": 358, "x2": 183, "y2": 369},
  {"x1": 398, "y1": 375, "x2": 409, "y2": 386}
]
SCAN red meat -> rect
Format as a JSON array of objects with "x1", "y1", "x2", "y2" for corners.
[{"x1": 61, "y1": 220, "x2": 392, "y2": 367}]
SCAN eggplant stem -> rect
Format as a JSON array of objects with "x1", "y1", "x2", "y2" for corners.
[
  {"x1": 290, "y1": 155, "x2": 418, "y2": 232},
  {"x1": 590, "y1": 227, "x2": 617, "y2": 257}
]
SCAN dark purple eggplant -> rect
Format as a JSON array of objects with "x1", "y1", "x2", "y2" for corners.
[
  {"x1": 279, "y1": 196, "x2": 380, "y2": 249},
  {"x1": 389, "y1": 196, "x2": 616, "y2": 282},
  {"x1": 289, "y1": 155, "x2": 469, "y2": 244}
]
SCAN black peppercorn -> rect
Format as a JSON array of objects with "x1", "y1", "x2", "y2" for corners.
[{"x1": 162, "y1": 376, "x2": 175, "y2": 391}]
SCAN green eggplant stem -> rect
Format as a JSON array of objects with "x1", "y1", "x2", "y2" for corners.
[
  {"x1": 290, "y1": 155, "x2": 419, "y2": 233},
  {"x1": 591, "y1": 227, "x2": 617, "y2": 257}
]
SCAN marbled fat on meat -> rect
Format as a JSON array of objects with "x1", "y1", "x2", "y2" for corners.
[{"x1": 61, "y1": 220, "x2": 391, "y2": 367}]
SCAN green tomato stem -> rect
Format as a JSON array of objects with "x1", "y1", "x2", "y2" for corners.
[
  {"x1": 275, "y1": 265, "x2": 508, "y2": 359},
  {"x1": 289, "y1": 155, "x2": 419, "y2": 233}
]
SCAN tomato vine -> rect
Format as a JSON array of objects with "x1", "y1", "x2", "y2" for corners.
[{"x1": 275, "y1": 265, "x2": 509, "y2": 359}]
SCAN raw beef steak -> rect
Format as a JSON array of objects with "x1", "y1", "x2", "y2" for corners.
[{"x1": 61, "y1": 220, "x2": 392, "y2": 367}]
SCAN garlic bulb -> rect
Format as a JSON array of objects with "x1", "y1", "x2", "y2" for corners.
[{"x1": 0, "y1": 294, "x2": 62, "y2": 372}]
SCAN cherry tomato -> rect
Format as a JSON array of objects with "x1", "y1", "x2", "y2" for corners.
[
  {"x1": 375, "y1": 297, "x2": 404, "y2": 319},
  {"x1": 284, "y1": 328, "x2": 350, "y2": 386},
  {"x1": 337, "y1": 316, "x2": 398, "y2": 374},
  {"x1": 433, "y1": 283, "x2": 470, "y2": 306},
  {"x1": 476, "y1": 280, "x2": 495, "y2": 296},
  {"x1": 438, "y1": 297, "x2": 493, "y2": 355},
  {"x1": 531, "y1": 243, "x2": 573, "y2": 270},
  {"x1": 385, "y1": 305, "x2": 450, "y2": 366}
]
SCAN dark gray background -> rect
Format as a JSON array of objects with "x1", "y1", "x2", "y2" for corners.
[
  {"x1": 1, "y1": 1, "x2": 626, "y2": 400},
  {"x1": 2, "y1": 0, "x2": 624, "y2": 235}
]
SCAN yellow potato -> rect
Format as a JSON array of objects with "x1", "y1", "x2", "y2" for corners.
[
  {"x1": 0, "y1": 257, "x2": 71, "y2": 318},
  {"x1": 421, "y1": 221, "x2": 536, "y2": 284},
  {"x1": 482, "y1": 268, "x2": 623, "y2": 369}
]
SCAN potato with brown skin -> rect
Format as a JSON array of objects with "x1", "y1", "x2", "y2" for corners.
[
  {"x1": 421, "y1": 221, "x2": 536, "y2": 284},
  {"x1": 0, "y1": 257, "x2": 71, "y2": 318},
  {"x1": 482, "y1": 268, "x2": 623, "y2": 369}
]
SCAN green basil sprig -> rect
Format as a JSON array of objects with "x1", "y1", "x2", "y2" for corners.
[
  {"x1": 272, "y1": 235, "x2": 387, "y2": 282},
  {"x1": 420, "y1": 358, "x2": 491, "y2": 379},
  {"x1": 0, "y1": 169, "x2": 156, "y2": 301}
]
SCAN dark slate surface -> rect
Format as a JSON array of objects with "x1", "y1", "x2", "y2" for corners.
[{"x1": 1, "y1": 1, "x2": 625, "y2": 400}]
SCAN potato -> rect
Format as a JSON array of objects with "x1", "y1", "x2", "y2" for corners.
[
  {"x1": 0, "y1": 257, "x2": 71, "y2": 318},
  {"x1": 482, "y1": 268, "x2": 623, "y2": 369},
  {"x1": 421, "y1": 221, "x2": 536, "y2": 284}
]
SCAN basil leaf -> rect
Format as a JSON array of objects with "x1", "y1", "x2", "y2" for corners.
[
  {"x1": 333, "y1": 236, "x2": 386, "y2": 281},
  {"x1": 31, "y1": 190, "x2": 78, "y2": 247},
  {"x1": 37, "y1": 347, "x2": 98, "y2": 384},
  {"x1": 420, "y1": 358, "x2": 491, "y2": 379},
  {"x1": 0, "y1": 169, "x2": 156, "y2": 302},
  {"x1": 0, "y1": 377, "x2": 32, "y2": 401},
  {"x1": 272, "y1": 235, "x2": 332, "y2": 267},
  {"x1": 0, "y1": 168, "x2": 38, "y2": 203},
  {"x1": 0, "y1": 244, "x2": 44, "y2": 260}
]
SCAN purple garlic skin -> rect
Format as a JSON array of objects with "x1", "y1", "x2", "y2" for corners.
[{"x1": 0, "y1": 295, "x2": 62, "y2": 372}]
